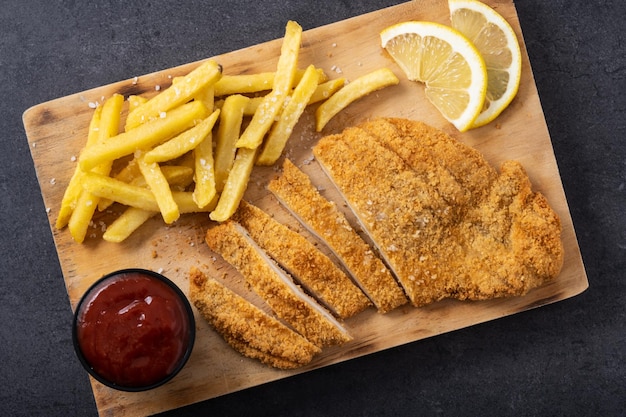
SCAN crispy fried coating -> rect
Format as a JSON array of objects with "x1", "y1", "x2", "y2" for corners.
[
  {"x1": 189, "y1": 267, "x2": 320, "y2": 368},
  {"x1": 233, "y1": 200, "x2": 371, "y2": 318},
  {"x1": 313, "y1": 118, "x2": 564, "y2": 307},
  {"x1": 267, "y1": 159, "x2": 408, "y2": 313},
  {"x1": 205, "y1": 221, "x2": 352, "y2": 347}
]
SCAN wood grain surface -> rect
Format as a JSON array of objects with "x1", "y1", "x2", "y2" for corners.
[{"x1": 22, "y1": 1, "x2": 588, "y2": 415}]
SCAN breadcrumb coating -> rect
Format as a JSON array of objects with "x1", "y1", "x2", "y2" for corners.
[
  {"x1": 233, "y1": 200, "x2": 371, "y2": 318},
  {"x1": 313, "y1": 118, "x2": 564, "y2": 306},
  {"x1": 189, "y1": 267, "x2": 320, "y2": 368},
  {"x1": 268, "y1": 159, "x2": 408, "y2": 313}
]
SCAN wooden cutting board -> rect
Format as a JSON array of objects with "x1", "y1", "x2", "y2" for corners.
[{"x1": 23, "y1": 1, "x2": 588, "y2": 415}]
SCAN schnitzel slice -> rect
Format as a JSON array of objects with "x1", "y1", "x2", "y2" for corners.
[
  {"x1": 267, "y1": 159, "x2": 408, "y2": 313},
  {"x1": 233, "y1": 200, "x2": 371, "y2": 318},
  {"x1": 313, "y1": 118, "x2": 564, "y2": 307},
  {"x1": 189, "y1": 267, "x2": 320, "y2": 368},
  {"x1": 205, "y1": 221, "x2": 352, "y2": 347}
]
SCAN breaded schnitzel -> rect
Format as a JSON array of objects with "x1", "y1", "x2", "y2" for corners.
[
  {"x1": 205, "y1": 221, "x2": 352, "y2": 347},
  {"x1": 189, "y1": 267, "x2": 320, "y2": 369},
  {"x1": 268, "y1": 159, "x2": 408, "y2": 313},
  {"x1": 313, "y1": 118, "x2": 564, "y2": 307},
  {"x1": 233, "y1": 200, "x2": 371, "y2": 318}
]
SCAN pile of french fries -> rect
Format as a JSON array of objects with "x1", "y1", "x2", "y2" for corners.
[{"x1": 56, "y1": 20, "x2": 399, "y2": 243}]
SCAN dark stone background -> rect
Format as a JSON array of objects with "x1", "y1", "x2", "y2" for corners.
[{"x1": 1, "y1": 1, "x2": 624, "y2": 416}]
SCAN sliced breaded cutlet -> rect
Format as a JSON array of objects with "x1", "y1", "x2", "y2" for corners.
[
  {"x1": 205, "y1": 221, "x2": 352, "y2": 347},
  {"x1": 313, "y1": 118, "x2": 564, "y2": 307},
  {"x1": 189, "y1": 267, "x2": 320, "y2": 369},
  {"x1": 233, "y1": 200, "x2": 371, "y2": 318},
  {"x1": 267, "y1": 159, "x2": 408, "y2": 314}
]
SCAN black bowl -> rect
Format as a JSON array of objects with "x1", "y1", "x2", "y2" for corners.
[{"x1": 72, "y1": 268, "x2": 195, "y2": 392}]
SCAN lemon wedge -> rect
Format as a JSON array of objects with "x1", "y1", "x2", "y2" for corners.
[
  {"x1": 380, "y1": 21, "x2": 487, "y2": 132},
  {"x1": 449, "y1": 0, "x2": 522, "y2": 127}
]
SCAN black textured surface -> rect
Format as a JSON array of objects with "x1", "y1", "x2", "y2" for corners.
[{"x1": 2, "y1": 1, "x2": 625, "y2": 416}]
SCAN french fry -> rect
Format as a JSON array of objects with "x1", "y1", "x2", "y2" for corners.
[
  {"x1": 56, "y1": 105, "x2": 102, "y2": 229},
  {"x1": 257, "y1": 64, "x2": 320, "y2": 165},
  {"x1": 137, "y1": 153, "x2": 180, "y2": 224},
  {"x1": 81, "y1": 171, "x2": 161, "y2": 212},
  {"x1": 315, "y1": 67, "x2": 399, "y2": 132},
  {"x1": 94, "y1": 93, "x2": 126, "y2": 211},
  {"x1": 127, "y1": 95, "x2": 148, "y2": 112},
  {"x1": 209, "y1": 147, "x2": 258, "y2": 222},
  {"x1": 104, "y1": 177, "x2": 220, "y2": 243},
  {"x1": 68, "y1": 94, "x2": 124, "y2": 242},
  {"x1": 79, "y1": 100, "x2": 208, "y2": 172},
  {"x1": 177, "y1": 190, "x2": 218, "y2": 213},
  {"x1": 192, "y1": 130, "x2": 217, "y2": 208},
  {"x1": 125, "y1": 59, "x2": 222, "y2": 130},
  {"x1": 158, "y1": 165, "x2": 195, "y2": 188},
  {"x1": 195, "y1": 85, "x2": 215, "y2": 112},
  {"x1": 142, "y1": 109, "x2": 219, "y2": 164},
  {"x1": 81, "y1": 172, "x2": 214, "y2": 214},
  {"x1": 102, "y1": 207, "x2": 157, "y2": 243},
  {"x1": 214, "y1": 94, "x2": 249, "y2": 192},
  {"x1": 214, "y1": 72, "x2": 275, "y2": 96},
  {"x1": 235, "y1": 21, "x2": 302, "y2": 150},
  {"x1": 308, "y1": 78, "x2": 346, "y2": 104},
  {"x1": 213, "y1": 68, "x2": 326, "y2": 97}
]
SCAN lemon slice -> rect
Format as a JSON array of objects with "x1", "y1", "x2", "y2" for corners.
[
  {"x1": 449, "y1": 0, "x2": 522, "y2": 127},
  {"x1": 380, "y1": 21, "x2": 487, "y2": 132}
]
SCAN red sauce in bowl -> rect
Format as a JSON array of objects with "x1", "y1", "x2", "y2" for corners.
[{"x1": 73, "y1": 269, "x2": 195, "y2": 391}]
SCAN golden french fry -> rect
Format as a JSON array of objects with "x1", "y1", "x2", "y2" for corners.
[
  {"x1": 195, "y1": 85, "x2": 215, "y2": 112},
  {"x1": 142, "y1": 109, "x2": 219, "y2": 164},
  {"x1": 308, "y1": 78, "x2": 346, "y2": 104},
  {"x1": 56, "y1": 105, "x2": 102, "y2": 229},
  {"x1": 315, "y1": 68, "x2": 399, "y2": 132},
  {"x1": 242, "y1": 97, "x2": 264, "y2": 116},
  {"x1": 177, "y1": 190, "x2": 218, "y2": 213},
  {"x1": 159, "y1": 165, "x2": 194, "y2": 188},
  {"x1": 94, "y1": 93, "x2": 126, "y2": 211},
  {"x1": 127, "y1": 95, "x2": 148, "y2": 111},
  {"x1": 122, "y1": 165, "x2": 194, "y2": 189},
  {"x1": 67, "y1": 191, "x2": 100, "y2": 243},
  {"x1": 68, "y1": 94, "x2": 125, "y2": 242},
  {"x1": 235, "y1": 21, "x2": 302, "y2": 149},
  {"x1": 125, "y1": 60, "x2": 222, "y2": 130},
  {"x1": 81, "y1": 171, "x2": 161, "y2": 211},
  {"x1": 209, "y1": 147, "x2": 258, "y2": 222},
  {"x1": 214, "y1": 94, "x2": 249, "y2": 192},
  {"x1": 137, "y1": 153, "x2": 180, "y2": 224},
  {"x1": 213, "y1": 68, "x2": 326, "y2": 97},
  {"x1": 97, "y1": 93, "x2": 125, "y2": 143},
  {"x1": 82, "y1": 172, "x2": 213, "y2": 213},
  {"x1": 257, "y1": 64, "x2": 320, "y2": 165},
  {"x1": 214, "y1": 72, "x2": 275, "y2": 96},
  {"x1": 104, "y1": 183, "x2": 220, "y2": 243},
  {"x1": 79, "y1": 100, "x2": 208, "y2": 172},
  {"x1": 102, "y1": 207, "x2": 157, "y2": 243},
  {"x1": 192, "y1": 128, "x2": 216, "y2": 209}
]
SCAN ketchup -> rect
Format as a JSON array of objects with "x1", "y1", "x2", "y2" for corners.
[{"x1": 74, "y1": 270, "x2": 194, "y2": 390}]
